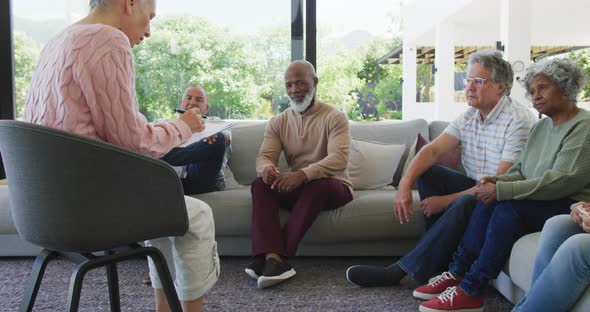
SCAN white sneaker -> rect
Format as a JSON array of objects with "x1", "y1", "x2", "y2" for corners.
[{"x1": 256, "y1": 258, "x2": 296, "y2": 289}]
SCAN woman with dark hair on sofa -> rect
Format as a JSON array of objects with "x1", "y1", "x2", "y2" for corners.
[
  {"x1": 511, "y1": 203, "x2": 590, "y2": 312},
  {"x1": 416, "y1": 58, "x2": 590, "y2": 312}
]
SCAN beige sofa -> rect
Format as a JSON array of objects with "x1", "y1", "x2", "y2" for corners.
[{"x1": 1, "y1": 119, "x2": 588, "y2": 310}]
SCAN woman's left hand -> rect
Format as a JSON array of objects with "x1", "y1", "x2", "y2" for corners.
[
  {"x1": 581, "y1": 213, "x2": 590, "y2": 233},
  {"x1": 203, "y1": 133, "x2": 218, "y2": 144},
  {"x1": 475, "y1": 182, "x2": 497, "y2": 205}
]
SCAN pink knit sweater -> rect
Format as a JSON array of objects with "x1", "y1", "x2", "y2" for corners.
[{"x1": 25, "y1": 24, "x2": 191, "y2": 158}]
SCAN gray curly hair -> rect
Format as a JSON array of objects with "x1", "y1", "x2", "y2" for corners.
[
  {"x1": 521, "y1": 58, "x2": 587, "y2": 103},
  {"x1": 468, "y1": 50, "x2": 514, "y2": 96},
  {"x1": 89, "y1": 0, "x2": 112, "y2": 9}
]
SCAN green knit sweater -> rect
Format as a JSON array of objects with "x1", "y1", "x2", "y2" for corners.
[{"x1": 496, "y1": 109, "x2": 590, "y2": 202}]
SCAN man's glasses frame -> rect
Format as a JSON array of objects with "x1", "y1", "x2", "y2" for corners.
[{"x1": 463, "y1": 77, "x2": 487, "y2": 88}]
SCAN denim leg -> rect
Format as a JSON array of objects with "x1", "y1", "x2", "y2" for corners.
[
  {"x1": 531, "y1": 215, "x2": 584, "y2": 283},
  {"x1": 397, "y1": 194, "x2": 477, "y2": 283},
  {"x1": 448, "y1": 201, "x2": 496, "y2": 278},
  {"x1": 513, "y1": 230, "x2": 590, "y2": 312},
  {"x1": 417, "y1": 165, "x2": 476, "y2": 230},
  {"x1": 460, "y1": 198, "x2": 573, "y2": 296}
]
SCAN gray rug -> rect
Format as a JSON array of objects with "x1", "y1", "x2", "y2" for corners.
[{"x1": 0, "y1": 256, "x2": 515, "y2": 311}]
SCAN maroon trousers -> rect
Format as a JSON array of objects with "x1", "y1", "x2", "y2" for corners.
[{"x1": 251, "y1": 177, "x2": 353, "y2": 256}]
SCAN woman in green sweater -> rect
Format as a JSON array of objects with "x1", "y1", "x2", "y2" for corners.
[{"x1": 416, "y1": 58, "x2": 590, "y2": 312}]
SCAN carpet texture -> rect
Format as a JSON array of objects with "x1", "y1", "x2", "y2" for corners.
[{"x1": 0, "y1": 256, "x2": 515, "y2": 311}]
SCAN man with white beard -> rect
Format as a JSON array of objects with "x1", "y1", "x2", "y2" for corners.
[{"x1": 245, "y1": 60, "x2": 353, "y2": 289}]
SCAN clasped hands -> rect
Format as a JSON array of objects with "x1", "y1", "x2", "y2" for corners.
[
  {"x1": 571, "y1": 202, "x2": 590, "y2": 233},
  {"x1": 262, "y1": 166, "x2": 307, "y2": 193},
  {"x1": 474, "y1": 176, "x2": 497, "y2": 205}
]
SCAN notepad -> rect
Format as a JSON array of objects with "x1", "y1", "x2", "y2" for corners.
[{"x1": 180, "y1": 121, "x2": 236, "y2": 147}]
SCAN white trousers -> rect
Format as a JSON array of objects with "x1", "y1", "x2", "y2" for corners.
[{"x1": 145, "y1": 196, "x2": 220, "y2": 301}]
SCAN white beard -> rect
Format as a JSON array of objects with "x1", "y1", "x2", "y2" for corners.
[{"x1": 289, "y1": 89, "x2": 315, "y2": 113}]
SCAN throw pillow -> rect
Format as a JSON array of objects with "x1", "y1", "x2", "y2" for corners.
[
  {"x1": 223, "y1": 166, "x2": 247, "y2": 190},
  {"x1": 348, "y1": 139, "x2": 406, "y2": 190},
  {"x1": 401, "y1": 133, "x2": 462, "y2": 189}
]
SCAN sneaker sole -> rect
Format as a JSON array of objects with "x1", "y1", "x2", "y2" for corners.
[
  {"x1": 244, "y1": 268, "x2": 260, "y2": 280},
  {"x1": 345, "y1": 266, "x2": 361, "y2": 287},
  {"x1": 257, "y1": 269, "x2": 296, "y2": 289},
  {"x1": 413, "y1": 290, "x2": 441, "y2": 300},
  {"x1": 419, "y1": 305, "x2": 484, "y2": 312}
]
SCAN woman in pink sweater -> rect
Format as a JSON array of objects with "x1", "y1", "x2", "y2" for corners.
[{"x1": 24, "y1": 1, "x2": 218, "y2": 311}]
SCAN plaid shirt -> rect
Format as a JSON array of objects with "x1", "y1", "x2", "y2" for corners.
[{"x1": 445, "y1": 96, "x2": 536, "y2": 180}]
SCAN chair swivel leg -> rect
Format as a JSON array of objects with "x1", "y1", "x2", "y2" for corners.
[{"x1": 20, "y1": 249, "x2": 57, "y2": 312}]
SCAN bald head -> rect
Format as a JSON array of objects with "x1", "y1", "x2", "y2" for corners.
[
  {"x1": 89, "y1": 0, "x2": 112, "y2": 9},
  {"x1": 285, "y1": 60, "x2": 317, "y2": 80},
  {"x1": 285, "y1": 60, "x2": 318, "y2": 113}
]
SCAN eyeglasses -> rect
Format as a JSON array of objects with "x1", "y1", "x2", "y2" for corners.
[{"x1": 463, "y1": 77, "x2": 487, "y2": 88}]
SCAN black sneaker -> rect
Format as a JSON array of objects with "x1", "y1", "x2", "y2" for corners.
[
  {"x1": 346, "y1": 263, "x2": 406, "y2": 287},
  {"x1": 244, "y1": 256, "x2": 266, "y2": 279},
  {"x1": 257, "y1": 258, "x2": 296, "y2": 289}
]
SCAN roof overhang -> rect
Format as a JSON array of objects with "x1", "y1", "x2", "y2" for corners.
[{"x1": 378, "y1": 45, "x2": 590, "y2": 65}]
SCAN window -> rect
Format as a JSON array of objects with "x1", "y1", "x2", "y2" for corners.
[
  {"x1": 8, "y1": 0, "x2": 409, "y2": 121},
  {"x1": 316, "y1": 0, "x2": 403, "y2": 120},
  {"x1": 10, "y1": 0, "x2": 291, "y2": 121}
]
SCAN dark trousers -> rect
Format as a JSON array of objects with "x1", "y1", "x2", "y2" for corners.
[
  {"x1": 250, "y1": 177, "x2": 353, "y2": 257},
  {"x1": 160, "y1": 133, "x2": 226, "y2": 195},
  {"x1": 449, "y1": 198, "x2": 574, "y2": 296},
  {"x1": 397, "y1": 165, "x2": 477, "y2": 283}
]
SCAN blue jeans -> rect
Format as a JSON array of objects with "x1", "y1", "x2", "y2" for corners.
[
  {"x1": 448, "y1": 198, "x2": 574, "y2": 296},
  {"x1": 397, "y1": 165, "x2": 477, "y2": 283},
  {"x1": 161, "y1": 133, "x2": 226, "y2": 195},
  {"x1": 512, "y1": 215, "x2": 590, "y2": 312}
]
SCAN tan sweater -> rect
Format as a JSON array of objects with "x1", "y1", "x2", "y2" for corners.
[{"x1": 256, "y1": 101, "x2": 352, "y2": 191}]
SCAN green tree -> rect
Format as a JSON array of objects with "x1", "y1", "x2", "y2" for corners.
[
  {"x1": 569, "y1": 48, "x2": 590, "y2": 100},
  {"x1": 13, "y1": 31, "x2": 40, "y2": 119},
  {"x1": 133, "y1": 16, "x2": 272, "y2": 121},
  {"x1": 317, "y1": 49, "x2": 364, "y2": 119},
  {"x1": 247, "y1": 26, "x2": 291, "y2": 116},
  {"x1": 350, "y1": 38, "x2": 403, "y2": 120}
]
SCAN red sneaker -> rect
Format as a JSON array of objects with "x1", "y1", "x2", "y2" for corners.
[
  {"x1": 419, "y1": 286, "x2": 484, "y2": 312},
  {"x1": 413, "y1": 272, "x2": 462, "y2": 300}
]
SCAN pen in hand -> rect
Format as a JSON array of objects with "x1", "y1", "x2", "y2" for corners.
[{"x1": 175, "y1": 109, "x2": 207, "y2": 119}]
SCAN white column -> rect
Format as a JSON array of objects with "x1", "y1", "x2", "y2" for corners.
[
  {"x1": 501, "y1": 0, "x2": 531, "y2": 106},
  {"x1": 434, "y1": 18, "x2": 455, "y2": 120},
  {"x1": 402, "y1": 41, "x2": 417, "y2": 120}
]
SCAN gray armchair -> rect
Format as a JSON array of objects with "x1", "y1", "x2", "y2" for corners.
[{"x1": 0, "y1": 120, "x2": 187, "y2": 312}]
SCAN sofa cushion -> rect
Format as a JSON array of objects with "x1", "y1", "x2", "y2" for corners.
[
  {"x1": 506, "y1": 232, "x2": 540, "y2": 291},
  {"x1": 194, "y1": 188, "x2": 425, "y2": 242},
  {"x1": 227, "y1": 122, "x2": 288, "y2": 186},
  {"x1": 429, "y1": 120, "x2": 450, "y2": 141},
  {"x1": 350, "y1": 119, "x2": 429, "y2": 186},
  {"x1": 348, "y1": 139, "x2": 405, "y2": 190},
  {"x1": 229, "y1": 119, "x2": 430, "y2": 187}
]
